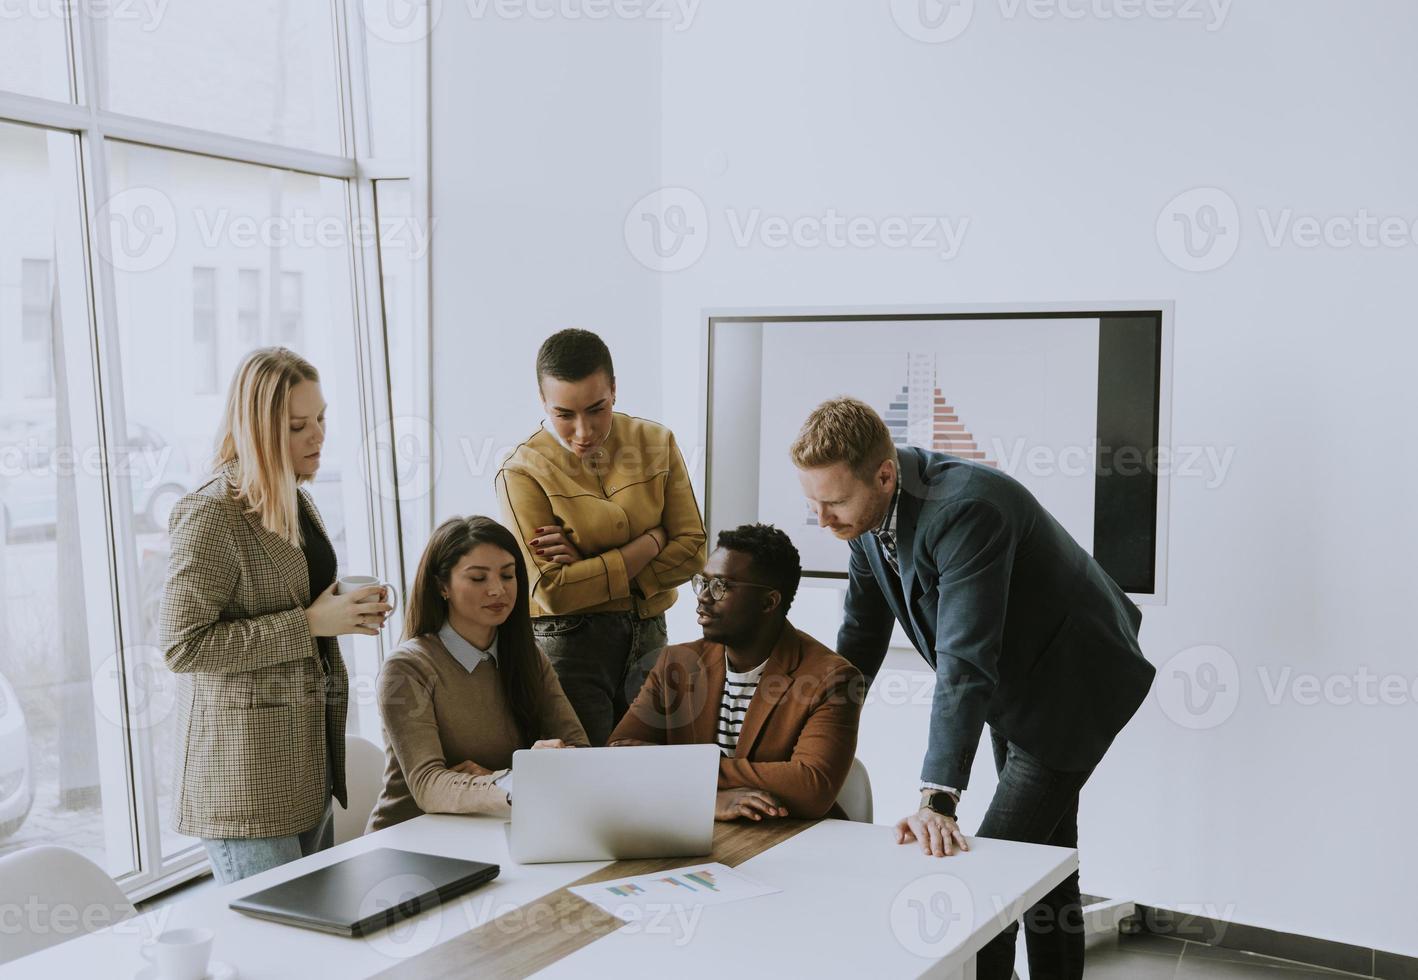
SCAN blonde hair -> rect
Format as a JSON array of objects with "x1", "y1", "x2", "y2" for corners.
[
  {"x1": 213, "y1": 347, "x2": 320, "y2": 547},
  {"x1": 790, "y1": 396, "x2": 896, "y2": 483}
]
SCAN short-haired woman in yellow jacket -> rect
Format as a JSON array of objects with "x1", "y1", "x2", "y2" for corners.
[{"x1": 495, "y1": 329, "x2": 707, "y2": 745}]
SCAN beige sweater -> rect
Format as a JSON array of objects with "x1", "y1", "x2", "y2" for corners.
[{"x1": 368, "y1": 632, "x2": 589, "y2": 831}]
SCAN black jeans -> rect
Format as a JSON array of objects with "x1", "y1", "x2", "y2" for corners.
[
  {"x1": 531, "y1": 610, "x2": 668, "y2": 746},
  {"x1": 975, "y1": 732, "x2": 1091, "y2": 980}
]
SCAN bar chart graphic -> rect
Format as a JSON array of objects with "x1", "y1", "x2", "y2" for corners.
[
  {"x1": 571, "y1": 862, "x2": 778, "y2": 916},
  {"x1": 657, "y1": 870, "x2": 721, "y2": 893},
  {"x1": 805, "y1": 352, "x2": 995, "y2": 527}
]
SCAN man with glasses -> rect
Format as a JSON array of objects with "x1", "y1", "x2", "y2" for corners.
[{"x1": 609, "y1": 524, "x2": 864, "y2": 821}]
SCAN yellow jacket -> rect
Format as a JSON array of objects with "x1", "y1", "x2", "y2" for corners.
[{"x1": 496, "y1": 413, "x2": 707, "y2": 619}]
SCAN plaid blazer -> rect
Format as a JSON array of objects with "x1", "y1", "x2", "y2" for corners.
[{"x1": 160, "y1": 463, "x2": 348, "y2": 839}]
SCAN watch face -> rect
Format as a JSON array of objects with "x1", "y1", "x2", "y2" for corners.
[{"x1": 923, "y1": 792, "x2": 955, "y2": 816}]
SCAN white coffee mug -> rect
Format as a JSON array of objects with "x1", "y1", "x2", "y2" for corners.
[
  {"x1": 139, "y1": 927, "x2": 213, "y2": 980},
  {"x1": 336, "y1": 574, "x2": 399, "y2": 616}
]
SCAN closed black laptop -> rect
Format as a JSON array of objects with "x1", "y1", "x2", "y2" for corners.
[{"x1": 229, "y1": 847, "x2": 500, "y2": 937}]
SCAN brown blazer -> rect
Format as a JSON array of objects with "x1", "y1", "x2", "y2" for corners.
[
  {"x1": 609, "y1": 624, "x2": 864, "y2": 819},
  {"x1": 160, "y1": 463, "x2": 348, "y2": 839}
]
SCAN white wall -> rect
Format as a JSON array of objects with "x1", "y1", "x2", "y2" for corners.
[
  {"x1": 651, "y1": 0, "x2": 1418, "y2": 957},
  {"x1": 430, "y1": 7, "x2": 664, "y2": 520},
  {"x1": 432, "y1": 0, "x2": 1418, "y2": 955}
]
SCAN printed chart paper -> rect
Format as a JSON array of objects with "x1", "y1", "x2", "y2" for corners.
[{"x1": 569, "y1": 862, "x2": 780, "y2": 919}]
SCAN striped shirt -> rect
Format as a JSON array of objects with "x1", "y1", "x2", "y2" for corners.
[{"x1": 717, "y1": 654, "x2": 769, "y2": 756}]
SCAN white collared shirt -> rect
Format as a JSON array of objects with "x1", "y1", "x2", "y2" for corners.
[{"x1": 437, "y1": 621, "x2": 500, "y2": 674}]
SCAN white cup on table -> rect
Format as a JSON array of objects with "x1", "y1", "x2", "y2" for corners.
[{"x1": 139, "y1": 927, "x2": 213, "y2": 980}]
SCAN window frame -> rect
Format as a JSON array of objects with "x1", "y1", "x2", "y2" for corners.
[{"x1": 0, "y1": 0, "x2": 431, "y2": 901}]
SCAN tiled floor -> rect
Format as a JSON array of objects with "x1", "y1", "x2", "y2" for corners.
[{"x1": 1077, "y1": 931, "x2": 1370, "y2": 979}]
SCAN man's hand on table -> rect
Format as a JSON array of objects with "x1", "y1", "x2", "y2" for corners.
[
  {"x1": 895, "y1": 807, "x2": 970, "y2": 857},
  {"x1": 715, "y1": 787, "x2": 787, "y2": 822}
]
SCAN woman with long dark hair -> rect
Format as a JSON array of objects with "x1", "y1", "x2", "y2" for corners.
[{"x1": 368, "y1": 516, "x2": 588, "y2": 830}]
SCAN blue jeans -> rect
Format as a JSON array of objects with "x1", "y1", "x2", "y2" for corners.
[
  {"x1": 974, "y1": 732, "x2": 1090, "y2": 980},
  {"x1": 532, "y1": 611, "x2": 667, "y2": 746},
  {"x1": 202, "y1": 795, "x2": 335, "y2": 885}
]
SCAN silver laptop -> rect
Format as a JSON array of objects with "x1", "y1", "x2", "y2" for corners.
[{"x1": 508, "y1": 744, "x2": 720, "y2": 863}]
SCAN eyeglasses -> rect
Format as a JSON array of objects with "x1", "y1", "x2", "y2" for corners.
[{"x1": 691, "y1": 573, "x2": 777, "y2": 603}]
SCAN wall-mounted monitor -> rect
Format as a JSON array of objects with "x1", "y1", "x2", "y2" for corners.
[{"x1": 703, "y1": 304, "x2": 1172, "y2": 603}]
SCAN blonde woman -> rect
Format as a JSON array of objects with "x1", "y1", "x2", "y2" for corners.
[
  {"x1": 369, "y1": 516, "x2": 588, "y2": 831},
  {"x1": 160, "y1": 347, "x2": 393, "y2": 884}
]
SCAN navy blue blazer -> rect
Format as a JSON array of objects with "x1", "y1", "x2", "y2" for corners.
[{"x1": 836, "y1": 446, "x2": 1156, "y2": 789}]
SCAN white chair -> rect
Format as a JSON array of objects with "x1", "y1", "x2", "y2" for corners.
[
  {"x1": 835, "y1": 757, "x2": 873, "y2": 823},
  {"x1": 335, "y1": 734, "x2": 386, "y2": 845},
  {"x1": 0, "y1": 845, "x2": 135, "y2": 965}
]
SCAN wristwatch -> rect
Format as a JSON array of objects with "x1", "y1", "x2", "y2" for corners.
[{"x1": 920, "y1": 789, "x2": 958, "y2": 819}]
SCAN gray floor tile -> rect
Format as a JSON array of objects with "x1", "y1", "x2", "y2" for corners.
[
  {"x1": 1175, "y1": 944, "x2": 1371, "y2": 979},
  {"x1": 1082, "y1": 937, "x2": 1184, "y2": 979}
]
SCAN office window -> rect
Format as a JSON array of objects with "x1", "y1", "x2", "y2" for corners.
[
  {"x1": 98, "y1": 4, "x2": 342, "y2": 153},
  {"x1": 0, "y1": 122, "x2": 138, "y2": 879},
  {"x1": 21, "y1": 259, "x2": 55, "y2": 399},
  {"x1": 0, "y1": 9, "x2": 69, "y2": 102},
  {"x1": 192, "y1": 268, "x2": 219, "y2": 395},
  {"x1": 237, "y1": 269, "x2": 262, "y2": 344},
  {"x1": 279, "y1": 270, "x2": 305, "y2": 347},
  {"x1": 373, "y1": 179, "x2": 432, "y2": 579},
  {"x1": 0, "y1": 0, "x2": 429, "y2": 899},
  {"x1": 105, "y1": 141, "x2": 373, "y2": 861},
  {"x1": 360, "y1": 1, "x2": 420, "y2": 160}
]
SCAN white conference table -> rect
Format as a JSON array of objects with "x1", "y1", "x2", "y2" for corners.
[
  {"x1": 4, "y1": 816, "x2": 1075, "y2": 979},
  {"x1": 538, "y1": 820, "x2": 1076, "y2": 980},
  {"x1": 1, "y1": 814, "x2": 610, "y2": 979}
]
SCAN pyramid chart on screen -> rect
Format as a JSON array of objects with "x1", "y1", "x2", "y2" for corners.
[{"x1": 805, "y1": 353, "x2": 995, "y2": 527}]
